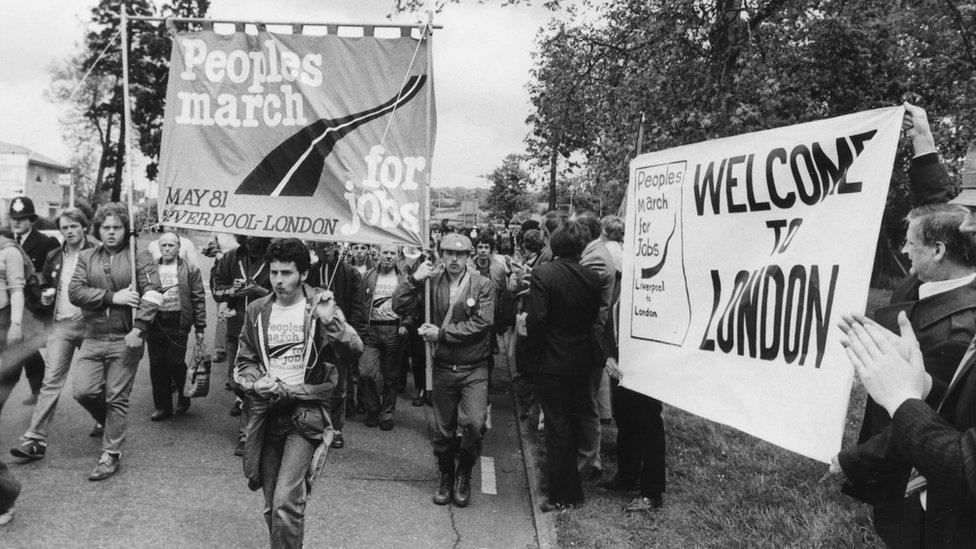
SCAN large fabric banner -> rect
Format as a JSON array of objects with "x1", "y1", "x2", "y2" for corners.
[
  {"x1": 157, "y1": 30, "x2": 432, "y2": 246},
  {"x1": 619, "y1": 107, "x2": 904, "y2": 462}
]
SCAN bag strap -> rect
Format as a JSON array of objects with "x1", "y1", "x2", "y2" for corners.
[{"x1": 433, "y1": 272, "x2": 471, "y2": 354}]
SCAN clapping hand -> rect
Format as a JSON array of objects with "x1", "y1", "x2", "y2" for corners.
[{"x1": 838, "y1": 311, "x2": 930, "y2": 416}]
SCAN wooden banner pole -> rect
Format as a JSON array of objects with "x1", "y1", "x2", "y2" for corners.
[
  {"x1": 423, "y1": 11, "x2": 435, "y2": 392},
  {"x1": 120, "y1": 9, "x2": 138, "y2": 291}
]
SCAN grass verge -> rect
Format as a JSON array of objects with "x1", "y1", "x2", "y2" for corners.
[{"x1": 540, "y1": 289, "x2": 893, "y2": 548}]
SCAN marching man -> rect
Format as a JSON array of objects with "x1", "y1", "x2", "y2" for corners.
[
  {"x1": 393, "y1": 233, "x2": 495, "y2": 508},
  {"x1": 234, "y1": 238, "x2": 362, "y2": 548}
]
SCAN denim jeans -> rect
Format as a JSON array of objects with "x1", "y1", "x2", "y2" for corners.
[
  {"x1": 147, "y1": 312, "x2": 189, "y2": 412},
  {"x1": 430, "y1": 362, "x2": 488, "y2": 458},
  {"x1": 361, "y1": 323, "x2": 404, "y2": 421},
  {"x1": 24, "y1": 317, "x2": 87, "y2": 441},
  {"x1": 326, "y1": 358, "x2": 347, "y2": 432},
  {"x1": 260, "y1": 410, "x2": 316, "y2": 549},
  {"x1": 72, "y1": 337, "x2": 144, "y2": 455}
]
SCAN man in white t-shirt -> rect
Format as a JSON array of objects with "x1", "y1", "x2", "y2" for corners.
[
  {"x1": 360, "y1": 244, "x2": 415, "y2": 430},
  {"x1": 235, "y1": 238, "x2": 362, "y2": 548}
]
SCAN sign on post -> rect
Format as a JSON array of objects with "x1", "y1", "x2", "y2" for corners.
[
  {"x1": 619, "y1": 107, "x2": 904, "y2": 463},
  {"x1": 157, "y1": 29, "x2": 434, "y2": 246}
]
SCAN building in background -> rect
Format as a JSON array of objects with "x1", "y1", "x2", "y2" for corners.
[{"x1": 0, "y1": 141, "x2": 70, "y2": 223}]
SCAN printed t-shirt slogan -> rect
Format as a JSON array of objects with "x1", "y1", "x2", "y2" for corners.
[
  {"x1": 157, "y1": 30, "x2": 433, "y2": 246},
  {"x1": 618, "y1": 107, "x2": 904, "y2": 463}
]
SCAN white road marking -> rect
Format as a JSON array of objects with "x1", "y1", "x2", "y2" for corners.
[{"x1": 480, "y1": 456, "x2": 497, "y2": 495}]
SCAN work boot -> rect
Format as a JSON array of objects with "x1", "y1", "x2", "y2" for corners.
[
  {"x1": 433, "y1": 470, "x2": 454, "y2": 505},
  {"x1": 454, "y1": 450, "x2": 476, "y2": 507},
  {"x1": 453, "y1": 469, "x2": 471, "y2": 507},
  {"x1": 433, "y1": 453, "x2": 456, "y2": 505}
]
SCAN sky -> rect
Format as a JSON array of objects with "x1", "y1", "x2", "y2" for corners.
[{"x1": 0, "y1": 0, "x2": 556, "y2": 192}]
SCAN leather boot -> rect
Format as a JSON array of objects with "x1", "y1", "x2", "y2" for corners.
[
  {"x1": 432, "y1": 453, "x2": 455, "y2": 505},
  {"x1": 454, "y1": 450, "x2": 477, "y2": 507}
]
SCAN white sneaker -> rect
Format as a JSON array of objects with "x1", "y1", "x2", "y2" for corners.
[
  {"x1": 0, "y1": 507, "x2": 14, "y2": 526},
  {"x1": 537, "y1": 410, "x2": 545, "y2": 432},
  {"x1": 486, "y1": 403, "x2": 492, "y2": 430}
]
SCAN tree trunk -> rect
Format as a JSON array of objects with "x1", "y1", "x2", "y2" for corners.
[
  {"x1": 547, "y1": 143, "x2": 558, "y2": 211},
  {"x1": 111, "y1": 120, "x2": 125, "y2": 202}
]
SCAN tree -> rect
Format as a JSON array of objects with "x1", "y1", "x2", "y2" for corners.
[
  {"x1": 484, "y1": 154, "x2": 536, "y2": 221},
  {"x1": 49, "y1": 0, "x2": 209, "y2": 202},
  {"x1": 526, "y1": 0, "x2": 976, "y2": 281}
]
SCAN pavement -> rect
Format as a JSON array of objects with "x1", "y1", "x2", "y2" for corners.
[{"x1": 0, "y1": 241, "x2": 540, "y2": 548}]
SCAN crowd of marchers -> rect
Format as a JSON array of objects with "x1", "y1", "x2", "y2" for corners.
[{"x1": 1, "y1": 104, "x2": 975, "y2": 548}]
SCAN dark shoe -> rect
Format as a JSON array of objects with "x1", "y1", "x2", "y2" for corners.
[
  {"x1": 412, "y1": 390, "x2": 426, "y2": 407},
  {"x1": 625, "y1": 494, "x2": 663, "y2": 511},
  {"x1": 453, "y1": 470, "x2": 471, "y2": 507},
  {"x1": 365, "y1": 412, "x2": 379, "y2": 428},
  {"x1": 89, "y1": 423, "x2": 104, "y2": 438},
  {"x1": 150, "y1": 409, "x2": 173, "y2": 422},
  {"x1": 224, "y1": 381, "x2": 233, "y2": 391},
  {"x1": 175, "y1": 397, "x2": 191, "y2": 416},
  {"x1": 214, "y1": 351, "x2": 227, "y2": 363},
  {"x1": 433, "y1": 472, "x2": 454, "y2": 505},
  {"x1": 10, "y1": 439, "x2": 46, "y2": 460},
  {"x1": 22, "y1": 394, "x2": 37, "y2": 406},
  {"x1": 539, "y1": 500, "x2": 578, "y2": 512},
  {"x1": 598, "y1": 475, "x2": 637, "y2": 492},
  {"x1": 330, "y1": 431, "x2": 344, "y2": 449},
  {"x1": 234, "y1": 439, "x2": 245, "y2": 457},
  {"x1": 230, "y1": 400, "x2": 242, "y2": 417},
  {"x1": 379, "y1": 418, "x2": 394, "y2": 431},
  {"x1": 88, "y1": 452, "x2": 120, "y2": 481},
  {"x1": 580, "y1": 466, "x2": 603, "y2": 482}
]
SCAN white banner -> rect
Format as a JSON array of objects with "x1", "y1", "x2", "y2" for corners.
[{"x1": 619, "y1": 107, "x2": 904, "y2": 462}]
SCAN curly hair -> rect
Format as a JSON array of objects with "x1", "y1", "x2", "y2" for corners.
[
  {"x1": 92, "y1": 203, "x2": 130, "y2": 240},
  {"x1": 266, "y1": 238, "x2": 311, "y2": 274}
]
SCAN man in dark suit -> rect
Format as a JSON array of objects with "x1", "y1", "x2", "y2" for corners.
[
  {"x1": 8, "y1": 197, "x2": 58, "y2": 405},
  {"x1": 837, "y1": 203, "x2": 976, "y2": 545},
  {"x1": 836, "y1": 114, "x2": 976, "y2": 546},
  {"x1": 525, "y1": 220, "x2": 601, "y2": 510}
]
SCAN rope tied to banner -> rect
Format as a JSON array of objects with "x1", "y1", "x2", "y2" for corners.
[{"x1": 63, "y1": 28, "x2": 122, "y2": 106}]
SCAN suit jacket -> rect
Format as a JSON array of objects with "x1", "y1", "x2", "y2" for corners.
[
  {"x1": 840, "y1": 280, "x2": 976, "y2": 503},
  {"x1": 19, "y1": 229, "x2": 58, "y2": 273},
  {"x1": 581, "y1": 239, "x2": 616, "y2": 362},
  {"x1": 525, "y1": 257, "x2": 601, "y2": 376},
  {"x1": 887, "y1": 352, "x2": 976, "y2": 548}
]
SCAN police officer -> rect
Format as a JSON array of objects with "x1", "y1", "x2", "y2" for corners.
[{"x1": 393, "y1": 233, "x2": 495, "y2": 508}]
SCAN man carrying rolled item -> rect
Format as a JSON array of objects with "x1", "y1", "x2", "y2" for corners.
[
  {"x1": 68, "y1": 203, "x2": 162, "y2": 481},
  {"x1": 235, "y1": 238, "x2": 362, "y2": 549},
  {"x1": 146, "y1": 232, "x2": 207, "y2": 422},
  {"x1": 393, "y1": 233, "x2": 495, "y2": 508}
]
